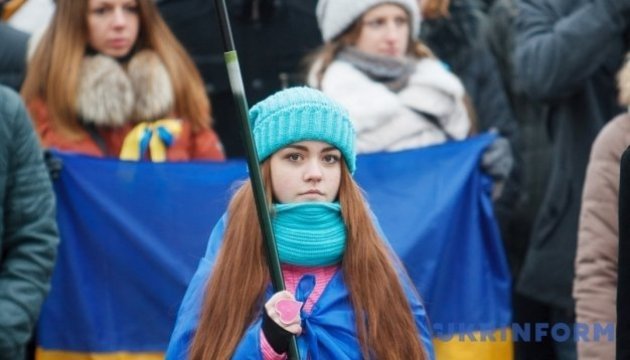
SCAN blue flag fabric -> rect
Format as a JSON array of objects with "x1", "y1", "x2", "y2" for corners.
[{"x1": 37, "y1": 134, "x2": 510, "y2": 354}]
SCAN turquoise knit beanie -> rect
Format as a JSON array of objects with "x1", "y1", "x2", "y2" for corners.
[{"x1": 249, "y1": 87, "x2": 356, "y2": 173}]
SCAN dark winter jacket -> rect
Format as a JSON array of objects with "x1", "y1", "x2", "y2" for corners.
[
  {"x1": 421, "y1": 0, "x2": 518, "y2": 145},
  {"x1": 515, "y1": 0, "x2": 629, "y2": 311},
  {"x1": 0, "y1": 85, "x2": 59, "y2": 359},
  {"x1": 420, "y1": 0, "x2": 522, "y2": 274},
  {"x1": 485, "y1": 0, "x2": 552, "y2": 279}
]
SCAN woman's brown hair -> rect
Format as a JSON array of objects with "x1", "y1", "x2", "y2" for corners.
[
  {"x1": 21, "y1": 0, "x2": 211, "y2": 136},
  {"x1": 189, "y1": 159, "x2": 427, "y2": 359},
  {"x1": 421, "y1": 0, "x2": 451, "y2": 20}
]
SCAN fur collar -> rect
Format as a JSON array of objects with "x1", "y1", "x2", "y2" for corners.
[{"x1": 75, "y1": 50, "x2": 174, "y2": 127}]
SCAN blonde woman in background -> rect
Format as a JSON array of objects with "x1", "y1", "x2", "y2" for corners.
[{"x1": 21, "y1": 0, "x2": 224, "y2": 161}]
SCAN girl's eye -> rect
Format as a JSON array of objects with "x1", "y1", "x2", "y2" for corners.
[
  {"x1": 364, "y1": 18, "x2": 385, "y2": 29},
  {"x1": 92, "y1": 7, "x2": 109, "y2": 15},
  {"x1": 124, "y1": 4, "x2": 139, "y2": 13},
  {"x1": 394, "y1": 17, "x2": 408, "y2": 27},
  {"x1": 287, "y1": 153, "x2": 302, "y2": 161},
  {"x1": 323, "y1": 154, "x2": 340, "y2": 164}
]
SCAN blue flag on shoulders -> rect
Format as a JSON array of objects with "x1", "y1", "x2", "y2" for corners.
[{"x1": 37, "y1": 134, "x2": 511, "y2": 360}]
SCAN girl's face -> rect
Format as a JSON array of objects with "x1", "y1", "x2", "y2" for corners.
[
  {"x1": 270, "y1": 141, "x2": 342, "y2": 204},
  {"x1": 355, "y1": 4, "x2": 410, "y2": 59},
  {"x1": 87, "y1": 0, "x2": 140, "y2": 58}
]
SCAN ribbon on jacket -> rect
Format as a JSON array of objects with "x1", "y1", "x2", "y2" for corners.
[
  {"x1": 294, "y1": 275, "x2": 318, "y2": 360},
  {"x1": 119, "y1": 119, "x2": 182, "y2": 162}
]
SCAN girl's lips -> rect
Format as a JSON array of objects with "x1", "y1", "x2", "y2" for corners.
[
  {"x1": 301, "y1": 190, "x2": 324, "y2": 195},
  {"x1": 108, "y1": 39, "x2": 129, "y2": 48},
  {"x1": 382, "y1": 48, "x2": 400, "y2": 56}
]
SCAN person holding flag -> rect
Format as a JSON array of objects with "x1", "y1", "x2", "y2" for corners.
[{"x1": 166, "y1": 87, "x2": 434, "y2": 359}]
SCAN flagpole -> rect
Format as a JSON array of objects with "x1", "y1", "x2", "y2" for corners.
[{"x1": 212, "y1": 1, "x2": 300, "y2": 358}]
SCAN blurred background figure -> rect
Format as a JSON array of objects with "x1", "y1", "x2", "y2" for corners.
[
  {"x1": 422, "y1": 1, "x2": 556, "y2": 358},
  {"x1": 420, "y1": 0, "x2": 518, "y2": 158},
  {"x1": 21, "y1": 0, "x2": 225, "y2": 162},
  {"x1": 484, "y1": 0, "x2": 554, "y2": 358},
  {"x1": 573, "y1": 57, "x2": 630, "y2": 360},
  {"x1": 419, "y1": 0, "x2": 524, "y2": 284},
  {"x1": 0, "y1": 84, "x2": 59, "y2": 360},
  {"x1": 308, "y1": 0, "x2": 471, "y2": 152},
  {"x1": 514, "y1": 0, "x2": 630, "y2": 359},
  {"x1": 484, "y1": 0, "x2": 551, "y2": 279}
]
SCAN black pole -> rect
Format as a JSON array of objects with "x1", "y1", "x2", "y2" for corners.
[{"x1": 213, "y1": 1, "x2": 300, "y2": 359}]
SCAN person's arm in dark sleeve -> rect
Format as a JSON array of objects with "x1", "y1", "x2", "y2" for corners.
[
  {"x1": 0, "y1": 86, "x2": 59, "y2": 359},
  {"x1": 468, "y1": 45, "x2": 519, "y2": 143},
  {"x1": 515, "y1": 0, "x2": 630, "y2": 100}
]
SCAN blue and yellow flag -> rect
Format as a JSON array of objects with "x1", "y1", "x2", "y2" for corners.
[{"x1": 37, "y1": 134, "x2": 511, "y2": 359}]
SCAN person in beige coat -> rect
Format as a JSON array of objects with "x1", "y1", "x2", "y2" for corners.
[{"x1": 573, "y1": 57, "x2": 630, "y2": 360}]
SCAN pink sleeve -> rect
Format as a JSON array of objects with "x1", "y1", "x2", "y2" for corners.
[{"x1": 260, "y1": 329, "x2": 287, "y2": 360}]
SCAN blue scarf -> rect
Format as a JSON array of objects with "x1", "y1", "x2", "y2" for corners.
[{"x1": 272, "y1": 202, "x2": 347, "y2": 266}]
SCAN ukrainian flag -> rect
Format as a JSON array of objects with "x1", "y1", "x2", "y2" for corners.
[{"x1": 36, "y1": 134, "x2": 511, "y2": 359}]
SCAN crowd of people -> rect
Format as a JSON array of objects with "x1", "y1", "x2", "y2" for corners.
[{"x1": 0, "y1": 0, "x2": 629, "y2": 359}]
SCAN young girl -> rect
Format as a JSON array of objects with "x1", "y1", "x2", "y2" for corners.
[
  {"x1": 166, "y1": 87, "x2": 434, "y2": 359},
  {"x1": 21, "y1": 0, "x2": 224, "y2": 161}
]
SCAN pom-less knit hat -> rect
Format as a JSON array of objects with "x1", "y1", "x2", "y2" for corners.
[
  {"x1": 249, "y1": 87, "x2": 356, "y2": 173},
  {"x1": 316, "y1": 0, "x2": 422, "y2": 42}
]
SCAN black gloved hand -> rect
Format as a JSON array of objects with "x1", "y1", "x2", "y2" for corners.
[
  {"x1": 261, "y1": 306, "x2": 294, "y2": 354},
  {"x1": 481, "y1": 136, "x2": 513, "y2": 181},
  {"x1": 43, "y1": 150, "x2": 63, "y2": 180},
  {"x1": 261, "y1": 291, "x2": 302, "y2": 354}
]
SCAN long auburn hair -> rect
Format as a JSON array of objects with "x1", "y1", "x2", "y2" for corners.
[
  {"x1": 189, "y1": 159, "x2": 427, "y2": 359},
  {"x1": 21, "y1": 0, "x2": 211, "y2": 135},
  {"x1": 306, "y1": 7, "x2": 434, "y2": 89}
]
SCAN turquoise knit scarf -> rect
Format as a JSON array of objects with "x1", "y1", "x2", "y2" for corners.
[{"x1": 272, "y1": 202, "x2": 347, "y2": 267}]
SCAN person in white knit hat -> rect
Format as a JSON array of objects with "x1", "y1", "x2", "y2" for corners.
[
  {"x1": 307, "y1": 0, "x2": 514, "y2": 193},
  {"x1": 308, "y1": 0, "x2": 475, "y2": 154},
  {"x1": 316, "y1": 0, "x2": 422, "y2": 44}
]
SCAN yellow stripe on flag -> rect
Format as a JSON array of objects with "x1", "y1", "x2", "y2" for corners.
[
  {"x1": 36, "y1": 348, "x2": 164, "y2": 360},
  {"x1": 433, "y1": 328, "x2": 513, "y2": 360}
]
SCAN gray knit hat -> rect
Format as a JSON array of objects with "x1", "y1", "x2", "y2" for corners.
[
  {"x1": 249, "y1": 87, "x2": 356, "y2": 173},
  {"x1": 316, "y1": 0, "x2": 421, "y2": 42}
]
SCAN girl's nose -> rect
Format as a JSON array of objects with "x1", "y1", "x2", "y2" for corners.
[
  {"x1": 112, "y1": 8, "x2": 127, "y2": 27},
  {"x1": 303, "y1": 160, "x2": 323, "y2": 182},
  {"x1": 385, "y1": 22, "x2": 401, "y2": 41}
]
